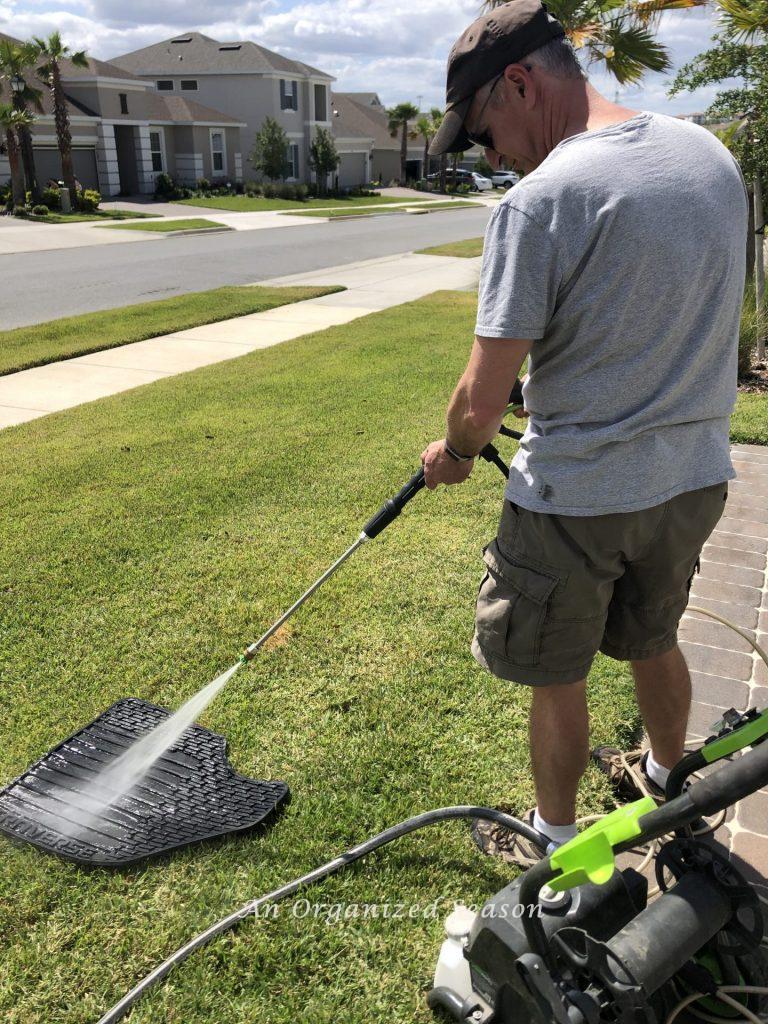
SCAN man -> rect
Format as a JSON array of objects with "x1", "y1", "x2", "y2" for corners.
[{"x1": 422, "y1": 0, "x2": 748, "y2": 861}]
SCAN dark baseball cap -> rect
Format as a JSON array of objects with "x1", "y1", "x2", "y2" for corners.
[{"x1": 429, "y1": 0, "x2": 566, "y2": 157}]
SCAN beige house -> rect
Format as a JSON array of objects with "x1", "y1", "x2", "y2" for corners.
[
  {"x1": 0, "y1": 32, "x2": 244, "y2": 196},
  {"x1": 331, "y1": 92, "x2": 482, "y2": 184},
  {"x1": 112, "y1": 33, "x2": 373, "y2": 188}
]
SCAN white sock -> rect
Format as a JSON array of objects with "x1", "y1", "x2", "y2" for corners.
[
  {"x1": 533, "y1": 808, "x2": 578, "y2": 852},
  {"x1": 645, "y1": 751, "x2": 670, "y2": 789}
]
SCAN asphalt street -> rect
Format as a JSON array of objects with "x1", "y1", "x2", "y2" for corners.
[{"x1": 2, "y1": 207, "x2": 490, "y2": 329}]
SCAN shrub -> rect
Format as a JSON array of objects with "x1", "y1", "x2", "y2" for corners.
[
  {"x1": 196, "y1": 177, "x2": 211, "y2": 192},
  {"x1": 41, "y1": 187, "x2": 61, "y2": 210},
  {"x1": 154, "y1": 173, "x2": 187, "y2": 200},
  {"x1": 78, "y1": 189, "x2": 101, "y2": 212},
  {"x1": 31, "y1": 204, "x2": 49, "y2": 216},
  {"x1": 244, "y1": 181, "x2": 261, "y2": 196},
  {"x1": 262, "y1": 182, "x2": 277, "y2": 199},
  {"x1": 739, "y1": 278, "x2": 767, "y2": 377},
  {"x1": 455, "y1": 183, "x2": 471, "y2": 194},
  {"x1": 278, "y1": 183, "x2": 296, "y2": 201},
  {"x1": 293, "y1": 184, "x2": 308, "y2": 202}
]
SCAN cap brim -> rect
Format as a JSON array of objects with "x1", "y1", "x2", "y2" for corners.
[{"x1": 428, "y1": 98, "x2": 473, "y2": 157}]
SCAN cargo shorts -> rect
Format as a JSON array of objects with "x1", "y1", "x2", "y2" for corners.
[{"x1": 471, "y1": 482, "x2": 729, "y2": 686}]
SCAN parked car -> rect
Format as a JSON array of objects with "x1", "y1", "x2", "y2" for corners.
[
  {"x1": 492, "y1": 170, "x2": 520, "y2": 189},
  {"x1": 427, "y1": 168, "x2": 493, "y2": 192}
]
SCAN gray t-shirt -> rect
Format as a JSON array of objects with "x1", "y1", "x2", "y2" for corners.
[{"x1": 475, "y1": 110, "x2": 749, "y2": 515}]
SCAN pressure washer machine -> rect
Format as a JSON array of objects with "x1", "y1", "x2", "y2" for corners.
[{"x1": 429, "y1": 710, "x2": 768, "y2": 1024}]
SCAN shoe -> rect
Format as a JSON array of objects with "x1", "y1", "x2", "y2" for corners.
[
  {"x1": 471, "y1": 808, "x2": 553, "y2": 867},
  {"x1": 591, "y1": 745, "x2": 709, "y2": 833}
]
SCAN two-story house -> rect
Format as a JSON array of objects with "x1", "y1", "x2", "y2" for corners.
[
  {"x1": 112, "y1": 33, "x2": 374, "y2": 187},
  {"x1": 0, "y1": 32, "x2": 245, "y2": 196}
]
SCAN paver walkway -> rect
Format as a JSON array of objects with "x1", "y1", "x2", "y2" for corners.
[
  {"x1": 676, "y1": 442, "x2": 768, "y2": 881},
  {"x1": 0, "y1": 251, "x2": 481, "y2": 429}
]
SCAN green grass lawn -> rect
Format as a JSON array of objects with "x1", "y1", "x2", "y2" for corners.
[
  {"x1": 288, "y1": 201, "x2": 481, "y2": 219},
  {"x1": 96, "y1": 217, "x2": 227, "y2": 233},
  {"x1": 731, "y1": 390, "x2": 768, "y2": 444},
  {"x1": 25, "y1": 209, "x2": 161, "y2": 224},
  {"x1": 0, "y1": 290, "x2": 637, "y2": 1024},
  {"x1": 178, "y1": 194, "x2": 440, "y2": 212},
  {"x1": 0, "y1": 285, "x2": 343, "y2": 377},
  {"x1": 417, "y1": 238, "x2": 485, "y2": 258}
]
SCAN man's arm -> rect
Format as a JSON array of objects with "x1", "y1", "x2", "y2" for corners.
[{"x1": 420, "y1": 334, "x2": 533, "y2": 490}]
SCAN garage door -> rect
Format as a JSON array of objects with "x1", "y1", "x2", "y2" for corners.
[
  {"x1": 32, "y1": 147, "x2": 99, "y2": 190},
  {"x1": 337, "y1": 152, "x2": 367, "y2": 189}
]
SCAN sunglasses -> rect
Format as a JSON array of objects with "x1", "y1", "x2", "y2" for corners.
[{"x1": 465, "y1": 66, "x2": 532, "y2": 151}]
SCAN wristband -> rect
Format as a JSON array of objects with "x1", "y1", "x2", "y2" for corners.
[{"x1": 444, "y1": 441, "x2": 474, "y2": 463}]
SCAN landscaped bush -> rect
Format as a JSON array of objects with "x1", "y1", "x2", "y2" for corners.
[
  {"x1": 41, "y1": 187, "x2": 61, "y2": 210},
  {"x1": 262, "y1": 182, "x2": 277, "y2": 199},
  {"x1": 31, "y1": 204, "x2": 49, "y2": 216},
  {"x1": 196, "y1": 177, "x2": 211, "y2": 192},
  {"x1": 278, "y1": 183, "x2": 297, "y2": 201},
  {"x1": 244, "y1": 181, "x2": 261, "y2": 196},
  {"x1": 78, "y1": 189, "x2": 101, "y2": 212},
  {"x1": 154, "y1": 173, "x2": 187, "y2": 200}
]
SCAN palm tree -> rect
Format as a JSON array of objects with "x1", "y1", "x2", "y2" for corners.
[
  {"x1": 429, "y1": 108, "x2": 448, "y2": 192},
  {"x1": 0, "y1": 38, "x2": 44, "y2": 203},
  {"x1": 387, "y1": 101, "x2": 419, "y2": 184},
  {"x1": 34, "y1": 32, "x2": 89, "y2": 207},
  {"x1": 714, "y1": 0, "x2": 768, "y2": 39},
  {"x1": 410, "y1": 113, "x2": 433, "y2": 180},
  {"x1": 0, "y1": 103, "x2": 33, "y2": 208},
  {"x1": 482, "y1": 0, "x2": 706, "y2": 84}
]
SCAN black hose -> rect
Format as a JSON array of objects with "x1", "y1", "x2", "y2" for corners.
[{"x1": 96, "y1": 806, "x2": 545, "y2": 1024}]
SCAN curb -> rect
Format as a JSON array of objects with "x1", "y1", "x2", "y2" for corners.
[{"x1": 163, "y1": 226, "x2": 233, "y2": 237}]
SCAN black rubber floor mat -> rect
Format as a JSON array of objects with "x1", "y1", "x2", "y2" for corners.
[{"x1": 0, "y1": 698, "x2": 289, "y2": 867}]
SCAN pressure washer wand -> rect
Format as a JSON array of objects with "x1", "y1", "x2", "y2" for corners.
[{"x1": 240, "y1": 440, "x2": 510, "y2": 663}]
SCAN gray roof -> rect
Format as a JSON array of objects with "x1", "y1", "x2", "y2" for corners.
[
  {"x1": 331, "y1": 93, "x2": 398, "y2": 151},
  {"x1": 113, "y1": 32, "x2": 333, "y2": 80},
  {"x1": 339, "y1": 92, "x2": 384, "y2": 109}
]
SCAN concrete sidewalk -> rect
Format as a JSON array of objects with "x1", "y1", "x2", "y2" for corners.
[{"x1": 0, "y1": 251, "x2": 481, "y2": 429}]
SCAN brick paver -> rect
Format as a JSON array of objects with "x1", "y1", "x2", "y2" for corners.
[{"x1": 676, "y1": 443, "x2": 768, "y2": 880}]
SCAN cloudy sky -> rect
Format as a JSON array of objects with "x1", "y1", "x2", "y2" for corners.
[{"x1": 0, "y1": 0, "x2": 741, "y2": 114}]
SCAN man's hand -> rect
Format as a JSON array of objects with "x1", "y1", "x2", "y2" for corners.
[{"x1": 420, "y1": 440, "x2": 475, "y2": 490}]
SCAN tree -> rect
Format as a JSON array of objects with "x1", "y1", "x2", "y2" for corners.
[
  {"x1": 387, "y1": 101, "x2": 419, "y2": 184},
  {"x1": 249, "y1": 116, "x2": 290, "y2": 180},
  {"x1": 483, "y1": 0, "x2": 706, "y2": 84},
  {"x1": 308, "y1": 126, "x2": 339, "y2": 195},
  {"x1": 429, "y1": 108, "x2": 448, "y2": 192},
  {"x1": 0, "y1": 38, "x2": 43, "y2": 203},
  {"x1": 475, "y1": 155, "x2": 495, "y2": 177},
  {"x1": 0, "y1": 103, "x2": 32, "y2": 208},
  {"x1": 34, "y1": 31, "x2": 89, "y2": 207},
  {"x1": 410, "y1": 113, "x2": 433, "y2": 179},
  {"x1": 668, "y1": 32, "x2": 768, "y2": 364}
]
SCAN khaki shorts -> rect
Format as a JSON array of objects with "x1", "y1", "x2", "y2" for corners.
[{"x1": 472, "y1": 482, "x2": 728, "y2": 686}]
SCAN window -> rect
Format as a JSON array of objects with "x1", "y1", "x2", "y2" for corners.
[
  {"x1": 313, "y1": 83, "x2": 327, "y2": 121},
  {"x1": 119, "y1": 93, "x2": 128, "y2": 114},
  {"x1": 287, "y1": 143, "x2": 299, "y2": 179},
  {"x1": 157, "y1": 80, "x2": 173, "y2": 91},
  {"x1": 210, "y1": 130, "x2": 226, "y2": 175},
  {"x1": 280, "y1": 79, "x2": 298, "y2": 111},
  {"x1": 149, "y1": 130, "x2": 165, "y2": 173},
  {"x1": 180, "y1": 80, "x2": 198, "y2": 91}
]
